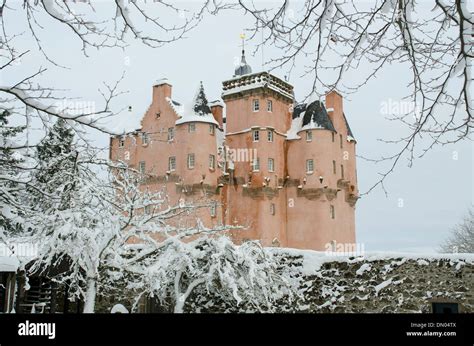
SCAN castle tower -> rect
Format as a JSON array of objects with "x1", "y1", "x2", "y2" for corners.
[
  {"x1": 285, "y1": 92, "x2": 358, "y2": 250},
  {"x1": 221, "y1": 48, "x2": 358, "y2": 250},
  {"x1": 221, "y1": 49, "x2": 294, "y2": 246}
]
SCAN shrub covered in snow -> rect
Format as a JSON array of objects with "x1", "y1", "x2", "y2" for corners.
[{"x1": 114, "y1": 237, "x2": 294, "y2": 313}]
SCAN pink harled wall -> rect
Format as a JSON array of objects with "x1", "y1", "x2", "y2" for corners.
[
  {"x1": 110, "y1": 78, "x2": 358, "y2": 250},
  {"x1": 110, "y1": 82, "x2": 224, "y2": 231}
]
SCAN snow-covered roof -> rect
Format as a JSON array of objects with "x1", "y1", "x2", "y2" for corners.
[
  {"x1": 109, "y1": 102, "x2": 148, "y2": 135},
  {"x1": 286, "y1": 115, "x2": 304, "y2": 140},
  {"x1": 286, "y1": 101, "x2": 335, "y2": 139},
  {"x1": 174, "y1": 82, "x2": 219, "y2": 127},
  {"x1": 286, "y1": 98, "x2": 356, "y2": 141},
  {"x1": 154, "y1": 78, "x2": 172, "y2": 87},
  {"x1": 0, "y1": 256, "x2": 19, "y2": 272},
  {"x1": 208, "y1": 100, "x2": 225, "y2": 108},
  {"x1": 343, "y1": 112, "x2": 356, "y2": 141}
]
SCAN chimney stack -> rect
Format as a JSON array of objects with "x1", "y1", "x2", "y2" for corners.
[
  {"x1": 325, "y1": 90, "x2": 344, "y2": 133},
  {"x1": 209, "y1": 100, "x2": 224, "y2": 129},
  {"x1": 153, "y1": 78, "x2": 172, "y2": 102}
]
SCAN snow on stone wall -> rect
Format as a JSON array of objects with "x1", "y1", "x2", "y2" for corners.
[{"x1": 184, "y1": 250, "x2": 474, "y2": 313}]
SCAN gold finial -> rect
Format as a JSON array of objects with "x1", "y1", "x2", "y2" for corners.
[{"x1": 240, "y1": 33, "x2": 246, "y2": 52}]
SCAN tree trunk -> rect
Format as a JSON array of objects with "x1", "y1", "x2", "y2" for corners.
[
  {"x1": 82, "y1": 279, "x2": 96, "y2": 313},
  {"x1": 174, "y1": 296, "x2": 185, "y2": 313},
  {"x1": 173, "y1": 278, "x2": 206, "y2": 313}
]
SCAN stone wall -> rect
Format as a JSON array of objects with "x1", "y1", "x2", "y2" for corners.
[{"x1": 184, "y1": 251, "x2": 474, "y2": 313}]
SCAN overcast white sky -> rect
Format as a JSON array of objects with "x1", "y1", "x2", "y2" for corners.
[{"x1": 5, "y1": 1, "x2": 473, "y2": 253}]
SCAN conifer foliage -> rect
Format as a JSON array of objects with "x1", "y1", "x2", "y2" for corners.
[{"x1": 0, "y1": 110, "x2": 27, "y2": 235}]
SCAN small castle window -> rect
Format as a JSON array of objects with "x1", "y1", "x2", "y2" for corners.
[
  {"x1": 267, "y1": 130, "x2": 273, "y2": 142},
  {"x1": 142, "y1": 132, "x2": 149, "y2": 145},
  {"x1": 306, "y1": 159, "x2": 314, "y2": 173},
  {"x1": 168, "y1": 156, "x2": 176, "y2": 171},
  {"x1": 209, "y1": 154, "x2": 215, "y2": 170},
  {"x1": 332, "y1": 132, "x2": 335, "y2": 142},
  {"x1": 270, "y1": 203, "x2": 276, "y2": 215},
  {"x1": 253, "y1": 130, "x2": 260, "y2": 142},
  {"x1": 330, "y1": 205, "x2": 335, "y2": 219},
  {"x1": 168, "y1": 127, "x2": 175, "y2": 141},
  {"x1": 144, "y1": 205, "x2": 151, "y2": 215},
  {"x1": 210, "y1": 202, "x2": 217, "y2": 217},
  {"x1": 209, "y1": 124, "x2": 215, "y2": 135},
  {"x1": 267, "y1": 100, "x2": 273, "y2": 112},
  {"x1": 341, "y1": 164, "x2": 345, "y2": 179},
  {"x1": 119, "y1": 137, "x2": 125, "y2": 148},
  {"x1": 252, "y1": 157, "x2": 260, "y2": 172},
  {"x1": 253, "y1": 99, "x2": 260, "y2": 112},
  {"x1": 187, "y1": 153, "x2": 195, "y2": 169},
  {"x1": 139, "y1": 161, "x2": 146, "y2": 174},
  {"x1": 333, "y1": 160, "x2": 336, "y2": 174},
  {"x1": 188, "y1": 123, "x2": 196, "y2": 133},
  {"x1": 268, "y1": 158, "x2": 274, "y2": 172},
  {"x1": 340, "y1": 134, "x2": 343, "y2": 148},
  {"x1": 306, "y1": 131, "x2": 313, "y2": 142}
]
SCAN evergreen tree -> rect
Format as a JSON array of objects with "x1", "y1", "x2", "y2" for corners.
[
  {"x1": 32, "y1": 119, "x2": 77, "y2": 211},
  {"x1": 0, "y1": 109, "x2": 27, "y2": 234},
  {"x1": 193, "y1": 82, "x2": 212, "y2": 116}
]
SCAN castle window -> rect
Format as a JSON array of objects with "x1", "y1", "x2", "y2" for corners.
[
  {"x1": 167, "y1": 127, "x2": 175, "y2": 141},
  {"x1": 188, "y1": 123, "x2": 196, "y2": 133},
  {"x1": 270, "y1": 203, "x2": 276, "y2": 215},
  {"x1": 139, "y1": 161, "x2": 146, "y2": 174},
  {"x1": 330, "y1": 205, "x2": 335, "y2": 219},
  {"x1": 341, "y1": 164, "x2": 344, "y2": 179},
  {"x1": 119, "y1": 137, "x2": 125, "y2": 148},
  {"x1": 253, "y1": 99, "x2": 260, "y2": 112},
  {"x1": 209, "y1": 124, "x2": 215, "y2": 135},
  {"x1": 306, "y1": 159, "x2": 314, "y2": 174},
  {"x1": 187, "y1": 153, "x2": 195, "y2": 169},
  {"x1": 267, "y1": 100, "x2": 273, "y2": 112},
  {"x1": 268, "y1": 158, "x2": 274, "y2": 172},
  {"x1": 252, "y1": 157, "x2": 260, "y2": 172},
  {"x1": 253, "y1": 130, "x2": 260, "y2": 142},
  {"x1": 210, "y1": 202, "x2": 217, "y2": 217},
  {"x1": 144, "y1": 205, "x2": 151, "y2": 215},
  {"x1": 306, "y1": 130, "x2": 313, "y2": 142},
  {"x1": 209, "y1": 154, "x2": 215, "y2": 170},
  {"x1": 332, "y1": 132, "x2": 335, "y2": 142},
  {"x1": 142, "y1": 132, "x2": 149, "y2": 145},
  {"x1": 168, "y1": 156, "x2": 176, "y2": 171},
  {"x1": 267, "y1": 130, "x2": 273, "y2": 142},
  {"x1": 333, "y1": 160, "x2": 336, "y2": 174},
  {"x1": 340, "y1": 134, "x2": 343, "y2": 148}
]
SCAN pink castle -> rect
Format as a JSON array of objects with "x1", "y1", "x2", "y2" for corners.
[{"x1": 109, "y1": 50, "x2": 358, "y2": 250}]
